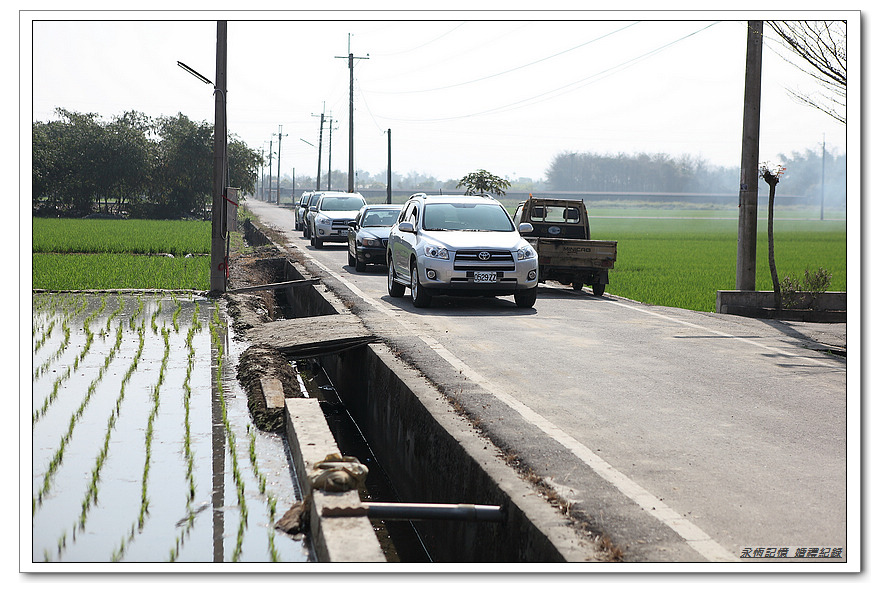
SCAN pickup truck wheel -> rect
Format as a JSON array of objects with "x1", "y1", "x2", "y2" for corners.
[
  {"x1": 514, "y1": 287, "x2": 537, "y2": 308},
  {"x1": 592, "y1": 283, "x2": 605, "y2": 297},
  {"x1": 571, "y1": 281, "x2": 584, "y2": 291},
  {"x1": 410, "y1": 263, "x2": 432, "y2": 308},
  {"x1": 387, "y1": 261, "x2": 405, "y2": 297}
]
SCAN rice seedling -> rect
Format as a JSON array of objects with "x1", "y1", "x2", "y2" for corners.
[
  {"x1": 209, "y1": 305, "x2": 250, "y2": 561},
  {"x1": 46, "y1": 319, "x2": 148, "y2": 561},
  {"x1": 34, "y1": 317, "x2": 125, "y2": 511},
  {"x1": 33, "y1": 296, "x2": 107, "y2": 424},
  {"x1": 168, "y1": 304, "x2": 204, "y2": 562}
]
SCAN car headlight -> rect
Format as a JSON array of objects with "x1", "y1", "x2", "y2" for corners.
[
  {"x1": 423, "y1": 244, "x2": 449, "y2": 260},
  {"x1": 517, "y1": 245, "x2": 536, "y2": 260},
  {"x1": 316, "y1": 215, "x2": 331, "y2": 224},
  {"x1": 360, "y1": 236, "x2": 383, "y2": 247}
]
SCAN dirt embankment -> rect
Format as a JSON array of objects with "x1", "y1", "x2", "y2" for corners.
[{"x1": 226, "y1": 241, "x2": 305, "y2": 432}]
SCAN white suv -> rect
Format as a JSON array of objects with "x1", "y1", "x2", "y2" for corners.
[
  {"x1": 307, "y1": 191, "x2": 367, "y2": 248},
  {"x1": 386, "y1": 194, "x2": 539, "y2": 308}
]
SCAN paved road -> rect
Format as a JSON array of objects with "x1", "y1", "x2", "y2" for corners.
[{"x1": 245, "y1": 199, "x2": 850, "y2": 564}]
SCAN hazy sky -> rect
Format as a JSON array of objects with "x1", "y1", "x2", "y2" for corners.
[{"x1": 25, "y1": 9, "x2": 855, "y2": 185}]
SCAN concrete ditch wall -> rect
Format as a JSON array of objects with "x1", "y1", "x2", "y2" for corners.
[
  {"x1": 716, "y1": 290, "x2": 846, "y2": 322},
  {"x1": 255, "y1": 229, "x2": 590, "y2": 562}
]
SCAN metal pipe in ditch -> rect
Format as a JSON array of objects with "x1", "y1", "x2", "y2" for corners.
[
  {"x1": 368, "y1": 503, "x2": 505, "y2": 522},
  {"x1": 323, "y1": 502, "x2": 505, "y2": 522}
]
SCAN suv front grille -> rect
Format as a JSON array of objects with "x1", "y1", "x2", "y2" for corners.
[{"x1": 453, "y1": 250, "x2": 515, "y2": 271}]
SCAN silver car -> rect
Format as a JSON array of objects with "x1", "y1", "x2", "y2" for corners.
[
  {"x1": 386, "y1": 194, "x2": 539, "y2": 308},
  {"x1": 307, "y1": 191, "x2": 366, "y2": 248},
  {"x1": 294, "y1": 191, "x2": 314, "y2": 231}
]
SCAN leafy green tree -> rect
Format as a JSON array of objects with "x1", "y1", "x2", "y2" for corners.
[
  {"x1": 154, "y1": 113, "x2": 213, "y2": 217},
  {"x1": 456, "y1": 169, "x2": 511, "y2": 196}
]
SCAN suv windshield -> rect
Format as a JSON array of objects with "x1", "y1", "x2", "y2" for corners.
[
  {"x1": 423, "y1": 202, "x2": 514, "y2": 232},
  {"x1": 321, "y1": 196, "x2": 365, "y2": 211}
]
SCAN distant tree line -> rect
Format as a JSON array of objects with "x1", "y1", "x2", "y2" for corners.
[
  {"x1": 544, "y1": 149, "x2": 846, "y2": 207},
  {"x1": 33, "y1": 108, "x2": 261, "y2": 218}
]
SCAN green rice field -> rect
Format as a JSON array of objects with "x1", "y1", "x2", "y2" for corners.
[
  {"x1": 588, "y1": 214, "x2": 847, "y2": 312},
  {"x1": 32, "y1": 219, "x2": 211, "y2": 291}
]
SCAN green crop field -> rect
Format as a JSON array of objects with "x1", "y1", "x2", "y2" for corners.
[
  {"x1": 33, "y1": 219, "x2": 211, "y2": 255},
  {"x1": 589, "y1": 215, "x2": 847, "y2": 312},
  {"x1": 32, "y1": 219, "x2": 211, "y2": 291}
]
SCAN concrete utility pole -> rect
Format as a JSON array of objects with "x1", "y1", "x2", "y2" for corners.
[
  {"x1": 735, "y1": 20, "x2": 763, "y2": 292},
  {"x1": 267, "y1": 139, "x2": 273, "y2": 202},
  {"x1": 337, "y1": 35, "x2": 368, "y2": 193},
  {"x1": 327, "y1": 117, "x2": 334, "y2": 190},
  {"x1": 259, "y1": 147, "x2": 265, "y2": 200},
  {"x1": 313, "y1": 110, "x2": 325, "y2": 190},
  {"x1": 386, "y1": 129, "x2": 392, "y2": 204},
  {"x1": 276, "y1": 125, "x2": 287, "y2": 205},
  {"x1": 210, "y1": 20, "x2": 228, "y2": 294}
]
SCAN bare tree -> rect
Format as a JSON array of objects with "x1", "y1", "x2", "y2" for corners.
[{"x1": 767, "y1": 21, "x2": 846, "y2": 124}]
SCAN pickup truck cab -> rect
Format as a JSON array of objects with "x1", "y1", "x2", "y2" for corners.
[
  {"x1": 387, "y1": 193, "x2": 539, "y2": 308},
  {"x1": 513, "y1": 197, "x2": 617, "y2": 296}
]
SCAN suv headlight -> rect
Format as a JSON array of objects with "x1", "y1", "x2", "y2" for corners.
[
  {"x1": 360, "y1": 236, "x2": 382, "y2": 247},
  {"x1": 517, "y1": 245, "x2": 536, "y2": 260},
  {"x1": 423, "y1": 244, "x2": 449, "y2": 260},
  {"x1": 316, "y1": 214, "x2": 331, "y2": 225}
]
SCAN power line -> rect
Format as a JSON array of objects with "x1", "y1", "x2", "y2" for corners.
[
  {"x1": 371, "y1": 21, "x2": 721, "y2": 124},
  {"x1": 363, "y1": 21, "x2": 641, "y2": 95},
  {"x1": 371, "y1": 22, "x2": 466, "y2": 57}
]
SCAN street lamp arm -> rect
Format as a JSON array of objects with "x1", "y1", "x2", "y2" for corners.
[{"x1": 177, "y1": 61, "x2": 213, "y2": 85}]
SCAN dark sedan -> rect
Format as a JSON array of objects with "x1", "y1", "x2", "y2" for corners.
[{"x1": 347, "y1": 204, "x2": 403, "y2": 272}]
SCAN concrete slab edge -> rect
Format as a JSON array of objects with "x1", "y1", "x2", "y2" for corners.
[{"x1": 284, "y1": 398, "x2": 386, "y2": 563}]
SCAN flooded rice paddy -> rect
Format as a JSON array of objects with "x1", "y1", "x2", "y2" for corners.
[{"x1": 31, "y1": 292, "x2": 311, "y2": 563}]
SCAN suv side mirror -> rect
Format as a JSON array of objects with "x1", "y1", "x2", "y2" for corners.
[
  {"x1": 309, "y1": 205, "x2": 318, "y2": 212},
  {"x1": 348, "y1": 221, "x2": 358, "y2": 228},
  {"x1": 518, "y1": 222, "x2": 534, "y2": 234},
  {"x1": 398, "y1": 221, "x2": 415, "y2": 233}
]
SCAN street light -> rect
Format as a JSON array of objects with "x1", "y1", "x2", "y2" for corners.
[{"x1": 178, "y1": 24, "x2": 227, "y2": 295}]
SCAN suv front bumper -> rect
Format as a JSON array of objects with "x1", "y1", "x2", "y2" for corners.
[{"x1": 416, "y1": 253, "x2": 538, "y2": 295}]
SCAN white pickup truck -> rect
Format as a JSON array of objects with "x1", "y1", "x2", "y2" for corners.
[{"x1": 512, "y1": 197, "x2": 617, "y2": 296}]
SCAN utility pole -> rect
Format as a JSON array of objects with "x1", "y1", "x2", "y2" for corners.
[
  {"x1": 327, "y1": 118, "x2": 339, "y2": 191},
  {"x1": 386, "y1": 129, "x2": 392, "y2": 204},
  {"x1": 259, "y1": 147, "x2": 265, "y2": 200},
  {"x1": 276, "y1": 125, "x2": 287, "y2": 205},
  {"x1": 735, "y1": 20, "x2": 763, "y2": 292},
  {"x1": 313, "y1": 109, "x2": 325, "y2": 191},
  {"x1": 336, "y1": 35, "x2": 369, "y2": 193},
  {"x1": 210, "y1": 20, "x2": 228, "y2": 295},
  {"x1": 821, "y1": 133, "x2": 826, "y2": 221},
  {"x1": 267, "y1": 139, "x2": 273, "y2": 203}
]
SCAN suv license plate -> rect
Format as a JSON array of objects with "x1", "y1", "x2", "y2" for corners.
[{"x1": 474, "y1": 272, "x2": 498, "y2": 283}]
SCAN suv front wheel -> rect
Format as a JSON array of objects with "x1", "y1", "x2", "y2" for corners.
[
  {"x1": 387, "y1": 259, "x2": 405, "y2": 297},
  {"x1": 514, "y1": 287, "x2": 537, "y2": 308},
  {"x1": 410, "y1": 262, "x2": 432, "y2": 308}
]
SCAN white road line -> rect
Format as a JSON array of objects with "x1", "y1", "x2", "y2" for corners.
[{"x1": 301, "y1": 246, "x2": 738, "y2": 562}]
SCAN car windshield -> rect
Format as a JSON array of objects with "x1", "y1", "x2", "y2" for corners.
[
  {"x1": 321, "y1": 197, "x2": 365, "y2": 211},
  {"x1": 362, "y1": 209, "x2": 400, "y2": 227},
  {"x1": 423, "y1": 203, "x2": 514, "y2": 232}
]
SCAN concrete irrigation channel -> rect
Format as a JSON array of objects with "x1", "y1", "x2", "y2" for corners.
[{"x1": 229, "y1": 220, "x2": 607, "y2": 563}]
